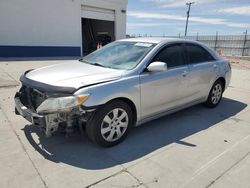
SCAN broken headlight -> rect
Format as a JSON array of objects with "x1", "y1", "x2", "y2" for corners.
[{"x1": 37, "y1": 95, "x2": 89, "y2": 114}]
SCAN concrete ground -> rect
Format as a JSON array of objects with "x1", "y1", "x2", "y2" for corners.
[{"x1": 0, "y1": 60, "x2": 250, "y2": 188}]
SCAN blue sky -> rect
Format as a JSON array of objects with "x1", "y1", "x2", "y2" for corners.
[{"x1": 127, "y1": 0, "x2": 250, "y2": 36}]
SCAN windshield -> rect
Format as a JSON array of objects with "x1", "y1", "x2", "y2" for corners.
[{"x1": 80, "y1": 41, "x2": 156, "y2": 70}]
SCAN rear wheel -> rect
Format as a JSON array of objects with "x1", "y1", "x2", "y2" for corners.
[
  {"x1": 205, "y1": 80, "x2": 224, "y2": 108},
  {"x1": 86, "y1": 100, "x2": 133, "y2": 147}
]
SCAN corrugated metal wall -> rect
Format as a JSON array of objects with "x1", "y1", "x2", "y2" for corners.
[{"x1": 179, "y1": 35, "x2": 250, "y2": 56}]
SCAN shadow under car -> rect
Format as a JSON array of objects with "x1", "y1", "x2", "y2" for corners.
[{"x1": 22, "y1": 97, "x2": 247, "y2": 170}]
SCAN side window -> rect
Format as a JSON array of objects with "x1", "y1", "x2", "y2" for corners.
[
  {"x1": 186, "y1": 44, "x2": 215, "y2": 64},
  {"x1": 152, "y1": 44, "x2": 185, "y2": 68}
]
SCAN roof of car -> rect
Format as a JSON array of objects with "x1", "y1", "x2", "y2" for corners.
[
  {"x1": 120, "y1": 37, "x2": 191, "y2": 44},
  {"x1": 119, "y1": 37, "x2": 221, "y2": 60}
]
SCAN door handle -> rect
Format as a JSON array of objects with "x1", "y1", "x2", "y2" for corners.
[{"x1": 213, "y1": 64, "x2": 218, "y2": 69}]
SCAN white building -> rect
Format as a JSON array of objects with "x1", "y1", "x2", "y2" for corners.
[{"x1": 0, "y1": 0, "x2": 128, "y2": 57}]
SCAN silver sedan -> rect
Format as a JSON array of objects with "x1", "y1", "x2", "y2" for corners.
[{"x1": 15, "y1": 38, "x2": 232, "y2": 147}]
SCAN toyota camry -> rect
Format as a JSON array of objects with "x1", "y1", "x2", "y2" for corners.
[{"x1": 15, "y1": 38, "x2": 231, "y2": 147}]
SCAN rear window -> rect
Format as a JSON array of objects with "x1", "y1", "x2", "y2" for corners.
[{"x1": 186, "y1": 44, "x2": 215, "y2": 64}]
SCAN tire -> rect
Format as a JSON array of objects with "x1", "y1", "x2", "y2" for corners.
[
  {"x1": 86, "y1": 100, "x2": 133, "y2": 147},
  {"x1": 205, "y1": 80, "x2": 224, "y2": 108}
]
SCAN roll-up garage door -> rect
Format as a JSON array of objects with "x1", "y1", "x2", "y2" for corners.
[{"x1": 81, "y1": 5, "x2": 115, "y2": 21}]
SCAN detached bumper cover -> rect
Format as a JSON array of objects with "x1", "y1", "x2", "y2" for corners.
[{"x1": 14, "y1": 95, "x2": 46, "y2": 127}]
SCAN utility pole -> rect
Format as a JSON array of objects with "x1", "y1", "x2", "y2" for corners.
[{"x1": 185, "y1": 2, "x2": 195, "y2": 37}]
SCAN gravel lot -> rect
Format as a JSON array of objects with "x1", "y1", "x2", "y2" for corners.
[
  {"x1": 225, "y1": 56, "x2": 250, "y2": 70},
  {"x1": 0, "y1": 59, "x2": 250, "y2": 188}
]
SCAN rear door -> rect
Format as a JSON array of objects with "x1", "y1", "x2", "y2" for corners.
[
  {"x1": 184, "y1": 43, "x2": 218, "y2": 100},
  {"x1": 140, "y1": 43, "x2": 190, "y2": 119}
]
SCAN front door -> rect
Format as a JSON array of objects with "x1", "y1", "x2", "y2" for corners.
[{"x1": 140, "y1": 44, "x2": 190, "y2": 119}]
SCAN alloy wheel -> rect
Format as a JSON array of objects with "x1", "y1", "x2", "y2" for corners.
[
  {"x1": 100, "y1": 108, "x2": 129, "y2": 142},
  {"x1": 211, "y1": 84, "x2": 222, "y2": 104}
]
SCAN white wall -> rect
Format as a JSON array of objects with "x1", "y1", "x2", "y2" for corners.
[
  {"x1": 0, "y1": 0, "x2": 127, "y2": 48},
  {"x1": 0, "y1": 0, "x2": 81, "y2": 47}
]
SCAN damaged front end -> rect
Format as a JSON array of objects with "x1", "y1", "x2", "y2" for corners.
[{"x1": 15, "y1": 73, "x2": 93, "y2": 137}]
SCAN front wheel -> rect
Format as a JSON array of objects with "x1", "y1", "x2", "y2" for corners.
[
  {"x1": 205, "y1": 80, "x2": 224, "y2": 108},
  {"x1": 86, "y1": 100, "x2": 133, "y2": 147}
]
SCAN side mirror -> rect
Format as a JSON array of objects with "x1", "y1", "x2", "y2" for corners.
[{"x1": 147, "y1": 62, "x2": 167, "y2": 72}]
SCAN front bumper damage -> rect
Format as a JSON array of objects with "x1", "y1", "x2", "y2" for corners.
[
  {"x1": 15, "y1": 87, "x2": 95, "y2": 138},
  {"x1": 15, "y1": 95, "x2": 58, "y2": 137}
]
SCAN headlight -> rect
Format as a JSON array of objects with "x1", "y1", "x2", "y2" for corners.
[{"x1": 37, "y1": 94, "x2": 89, "y2": 114}]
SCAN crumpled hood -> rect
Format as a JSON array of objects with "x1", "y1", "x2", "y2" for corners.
[{"x1": 25, "y1": 60, "x2": 124, "y2": 88}]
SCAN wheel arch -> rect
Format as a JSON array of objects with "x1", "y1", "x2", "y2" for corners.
[{"x1": 216, "y1": 77, "x2": 226, "y2": 91}]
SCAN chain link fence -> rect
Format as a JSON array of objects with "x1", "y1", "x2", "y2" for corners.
[
  {"x1": 128, "y1": 33, "x2": 250, "y2": 56},
  {"x1": 180, "y1": 34, "x2": 250, "y2": 56}
]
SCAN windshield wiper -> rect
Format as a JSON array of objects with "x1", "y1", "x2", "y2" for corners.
[
  {"x1": 92, "y1": 63, "x2": 105, "y2": 68},
  {"x1": 81, "y1": 60, "x2": 113, "y2": 69},
  {"x1": 80, "y1": 60, "x2": 105, "y2": 68},
  {"x1": 79, "y1": 59, "x2": 91, "y2": 64}
]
